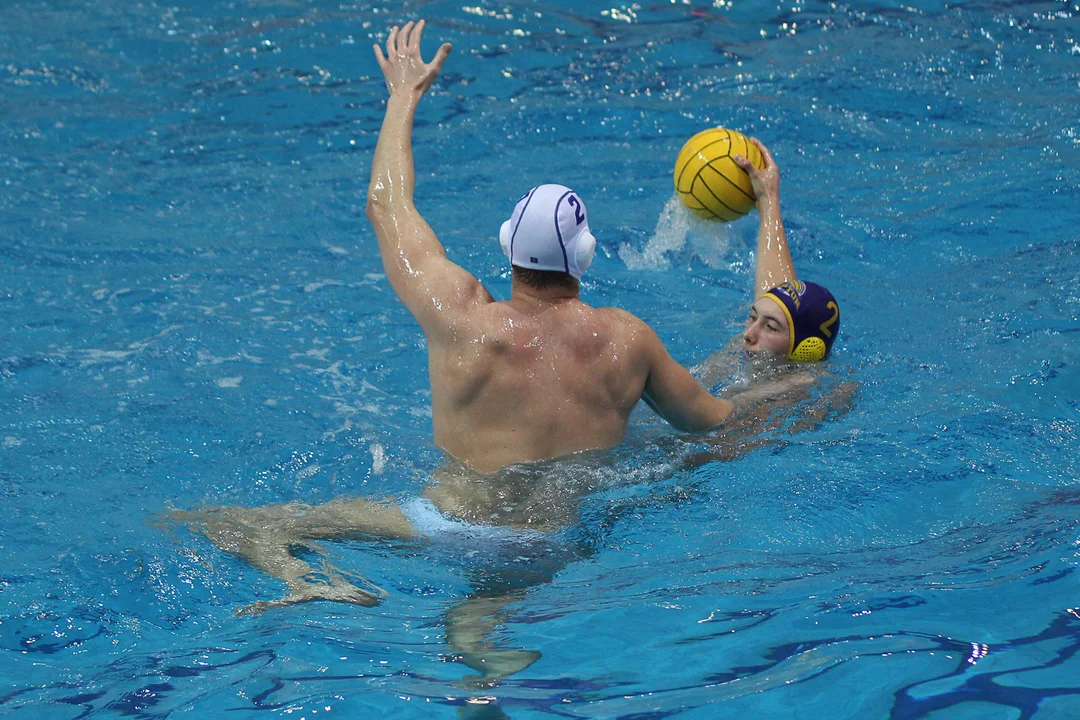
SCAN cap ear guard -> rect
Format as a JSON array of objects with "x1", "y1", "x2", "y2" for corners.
[
  {"x1": 573, "y1": 229, "x2": 596, "y2": 277},
  {"x1": 499, "y1": 219, "x2": 513, "y2": 260},
  {"x1": 788, "y1": 336, "x2": 827, "y2": 362}
]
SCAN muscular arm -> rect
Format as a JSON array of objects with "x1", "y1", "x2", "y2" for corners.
[
  {"x1": 366, "y1": 21, "x2": 492, "y2": 337},
  {"x1": 637, "y1": 320, "x2": 734, "y2": 432},
  {"x1": 735, "y1": 139, "x2": 796, "y2": 296}
]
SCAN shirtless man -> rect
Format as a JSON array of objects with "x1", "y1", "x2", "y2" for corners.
[{"x1": 368, "y1": 22, "x2": 740, "y2": 475}]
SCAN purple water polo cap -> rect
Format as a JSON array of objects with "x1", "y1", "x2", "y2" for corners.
[{"x1": 760, "y1": 280, "x2": 840, "y2": 362}]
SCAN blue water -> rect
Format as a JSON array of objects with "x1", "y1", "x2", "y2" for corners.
[{"x1": 2, "y1": 1, "x2": 1079, "y2": 718}]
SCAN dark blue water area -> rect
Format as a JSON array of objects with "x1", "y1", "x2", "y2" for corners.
[{"x1": 2, "y1": 0, "x2": 1080, "y2": 718}]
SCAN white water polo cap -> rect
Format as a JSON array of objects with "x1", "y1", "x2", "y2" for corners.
[{"x1": 499, "y1": 184, "x2": 597, "y2": 279}]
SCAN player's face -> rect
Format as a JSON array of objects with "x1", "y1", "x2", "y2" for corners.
[{"x1": 743, "y1": 297, "x2": 790, "y2": 357}]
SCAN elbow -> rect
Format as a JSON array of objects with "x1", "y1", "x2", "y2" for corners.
[
  {"x1": 366, "y1": 188, "x2": 388, "y2": 222},
  {"x1": 645, "y1": 389, "x2": 730, "y2": 433},
  {"x1": 714, "y1": 398, "x2": 735, "y2": 427},
  {"x1": 367, "y1": 181, "x2": 415, "y2": 223},
  {"x1": 667, "y1": 413, "x2": 714, "y2": 434},
  {"x1": 367, "y1": 169, "x2": 398, "y2": 220},
  {"x1": 682, "y1": 398, "x2": 734, "y2": 433}
]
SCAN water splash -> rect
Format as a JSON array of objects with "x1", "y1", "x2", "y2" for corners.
[{"x1": 618, "y1": 195, "x2": 737, "y2": 271}]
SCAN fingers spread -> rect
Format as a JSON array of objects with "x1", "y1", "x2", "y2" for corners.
[
  {"x1": 431, "y1": 42, "x2": 452, "y2": 71},
  {"x1": 399, "y1": 21, "x2": 415, "y2": 53},
  {"x1": 409, "y1": 19, "x2": 425, "y2": 51},
  {"x1": 386, "y1": 25, "x2": 398, "y2": 58}
]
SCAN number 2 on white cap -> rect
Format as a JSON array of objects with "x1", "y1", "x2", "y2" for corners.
[{"x1": 566, "y1": 195, "x2": 585, "y2": 225}]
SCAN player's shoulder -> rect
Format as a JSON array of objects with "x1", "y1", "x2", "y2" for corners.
[
  {"x1": 592, "y1": 305, "x2": 648, "y2": 329},
  {"x1": 590, "y1": 305, "x2": 662, "y2": 347}
]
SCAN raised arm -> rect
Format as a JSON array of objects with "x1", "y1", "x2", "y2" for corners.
[
  {"x1": 366, "y1": 20, "x2": 492, "y2": 336},
  {"x1": 734, "y1": 138, "x2": 796, "y2": 297}
]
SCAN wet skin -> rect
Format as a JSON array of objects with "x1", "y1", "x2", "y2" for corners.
[{"x1": 744, "y1": 295, "x2": 792, "y2": 358}]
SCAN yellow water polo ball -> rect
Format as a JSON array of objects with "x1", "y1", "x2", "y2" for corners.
[{"x1": 673, "y1": 127, "x2": 764, "y2": 221}]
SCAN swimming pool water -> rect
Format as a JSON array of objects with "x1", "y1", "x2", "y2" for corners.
[{"x1": 2, "y1": 1, "x2": 1079, "y2": 718}]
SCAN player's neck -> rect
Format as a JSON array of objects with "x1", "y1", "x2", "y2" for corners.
[{"x1": 509, "y1": 278, "x2": 580, "y2": 307}]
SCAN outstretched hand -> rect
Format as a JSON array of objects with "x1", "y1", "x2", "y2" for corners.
[
  {"x1": 373, "y1": 19, "x2": 452, "y2": 98},
  {"x1": 733, "y1": 137, "x2": 781, "y2": 209}
]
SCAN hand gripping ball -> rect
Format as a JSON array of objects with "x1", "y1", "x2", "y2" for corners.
[{"x1": 674, "y1": 127, "x2": 764, "y2": 221}]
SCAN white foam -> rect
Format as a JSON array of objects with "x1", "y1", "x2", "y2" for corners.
[
  {"x1": 295, "y1": 463, "x2": 320, "y2": 480},
  {"x1": 303, "y1": 279, "x2": 346, "y2": 293},
  {"x1": 76, "y1": 349, "x2": 136, "y2": 365},
  {"x1": 196, "y1": 350, "x2": 241, "y2": 366},
  {"x1": 370, "y1": 443, "x2": 386, "y2": 475}
]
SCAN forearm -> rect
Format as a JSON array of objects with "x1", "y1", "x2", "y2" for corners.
[
  {"x1": 647, "y1": 387, "x2": 734, "y2": 433},
  {"x1": 366, "y1": 92, "x2": 449, "y2": 287},
  {"x1": 367, "y1": 94, "x2": 421, "y2": 215},
  {"x1": 754, "y1": 195, "x2": 796, "y2": 296},
  {"x1": 702, "y1": 396, "x2": 736, "y2": 430}
]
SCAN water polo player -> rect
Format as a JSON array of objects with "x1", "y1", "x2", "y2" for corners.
[
  {"x1": 359, "y1": 20, "x2": 827, "y2": 478},
  {"x1": 694, "y1": 137, "x2": 839, "y2": 388},
  {"x1": 171, "y1": 22, "x2": 854, "y2": 695},
  {"x1": 737, "y1": 138, "x2": 840, "y2": 364}
]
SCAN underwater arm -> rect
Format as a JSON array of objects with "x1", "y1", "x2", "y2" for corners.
[
  {"x1": 786, "y1": 379, "x2": 858, "y2": 434},
  {"x1": 724, "y1": 370, "x2": 817, "y2": 416},
  {"x1": 681, "y1": 376, "x2": 859, "y2": 471},
  {"x1": 735, "y1": 138, "x2": 797, "y2": 297},
  {"x1": 366, "y1": 21, "x2": 491, "y2": 334}
]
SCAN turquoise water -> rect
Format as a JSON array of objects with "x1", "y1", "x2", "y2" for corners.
[{"x1": 2, "y1": 1, "x2": 1079, "y2": 717}]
